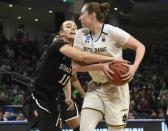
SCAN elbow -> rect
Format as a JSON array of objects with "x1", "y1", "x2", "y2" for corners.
[
  {"x1": 143, "y1": 44, "x2": 146, "y2": 51},
  {"x1": 141, "y1": 44, "x2": 146, "y2": 54},
  {"x1": 137, "y1": 43, "x2": 145, "y2": 54}
]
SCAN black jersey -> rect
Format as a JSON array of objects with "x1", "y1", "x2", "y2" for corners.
[{"x1": 31, "y1": 38, "x2": 72, "y2": 99}]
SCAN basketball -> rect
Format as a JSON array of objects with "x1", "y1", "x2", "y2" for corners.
[{"x1": 108, "y1": 60, "x2": 129, "y2": 86}]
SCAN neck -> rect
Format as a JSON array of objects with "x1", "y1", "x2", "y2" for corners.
[
  {"x1": 89, "y1": 22, "x2": 103, "y2": 35},
  {"x1": 62, "y1": 37, "x2": 73, "y2": 45}
]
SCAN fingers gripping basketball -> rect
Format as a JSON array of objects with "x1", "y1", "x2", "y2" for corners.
[{"x1": 108, "y1": 60, "x2": 129, "y2": 86}]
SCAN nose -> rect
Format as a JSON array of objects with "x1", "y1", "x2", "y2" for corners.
[{"x1": 72, "y1": 26, "x2": 76, "y2": 30}]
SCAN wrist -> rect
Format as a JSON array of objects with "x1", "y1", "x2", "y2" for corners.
[
  {"x1": 133, "y1": 63, "x2": 139, "y2": 69},
  {"x1": 98, "y1": 63, "x2": 104, "y2": 70},
  {"x1": 65, "y1": 98, "x2": 73, "y2": 103},
  {"x1": 66, "y1": 97, "x2": 72, "y2": 100}
]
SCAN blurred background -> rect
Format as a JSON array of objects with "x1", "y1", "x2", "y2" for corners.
[{"x1": 0, "y1": 0, "x2": 168, "y2": 130}]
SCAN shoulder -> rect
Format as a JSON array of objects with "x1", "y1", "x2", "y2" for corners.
[
  {"x1": 52, "y1": 36, "x2": 64, "y2": 43},
  {"x1": 104, "y1": 24, "x2": 129, "y2": 36},
  {"x1": 48, "y1": 37, "x2": 67, "y2": 51},
  {"x1": 50, "y1": 37, "x2": 66, "y2": 47},
  {"x1": 76, "y1": 28, "x2": 90, "y2": 36},
  {"x1": 104, "y1": 24, "x2": 120, "y2": 33}
]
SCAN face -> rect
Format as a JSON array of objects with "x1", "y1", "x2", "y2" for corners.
[
  {"x1": 79, "y1": 5, "x2": 94, "y2": 28},
  {"x1": 60, "y1": 21, "x2": 77, "y2": 40}
]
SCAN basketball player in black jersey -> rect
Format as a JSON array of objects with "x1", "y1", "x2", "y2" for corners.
[
  {"x1": 59, "y1": 73, "x2": 85, "y2": 131},
  {"x1": 23, "y1": 20, "x2": 116, "y2": 131},
  {"x1": 56, "y1": 72, "x2": 84, "y2": 131}
]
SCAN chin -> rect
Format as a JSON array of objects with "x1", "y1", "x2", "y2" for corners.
[
  {"x1": 68, "y1": 36, "x2": 74, "y2": 39},
  {"x1": 81, "y1": 23, "x2": 86, "y2": 27},
  {"x1": 82, "y1": 24, "x2": 86, "y2": 28}
]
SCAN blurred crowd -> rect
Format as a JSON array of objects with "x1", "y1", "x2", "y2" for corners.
[{"x1": 0, "y1": 22, "x2": 167, "y2": 121}]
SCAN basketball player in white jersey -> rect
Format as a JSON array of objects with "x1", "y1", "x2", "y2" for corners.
[
  {"x1": 23, "y1": 20, "x2": 118, "y2": 131},
  {"x1": 73, "y1": 2, "x2": 145, "y2": 131}
]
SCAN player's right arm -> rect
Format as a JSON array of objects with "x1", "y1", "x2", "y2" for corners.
[
  {"x1": 59, "y1": 29, "x2": 114, "y2": 64},
  {"x1": 72, "y1": 61, "x2": 104, "y2": 72},
  {"x1": 59, "y1": 44, "x2": 114, "y2": 64}
]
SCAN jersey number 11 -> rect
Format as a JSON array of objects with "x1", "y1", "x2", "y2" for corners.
[{"x1": 58, "y1": 74, "x2": 70, "y2": 86}]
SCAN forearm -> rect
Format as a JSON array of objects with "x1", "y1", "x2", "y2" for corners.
[
  {"x1": 125, "y1": 36, "x2": 145, "y2": 69},
  {"x1": 72, "y1": 80, "x2": 85, "y2": 97},
  {"x1": 70, "y1": 73, "x2": 85, "y2": 97},
  {"x1": 72, "y1": 61, "x2": 103, "y2": 72},
  {"x1": 63, "y1": 80, "x2": 71, "y2": 100},
  {"x1": 60, "y1": 45, "x2": 114, "y2": 64},
  {"x1": 133, "y1": 44, "x2": 145, "y2": 69},
  {"x1": 79, "y1": 51, "x2": 114, "y2": 64}
]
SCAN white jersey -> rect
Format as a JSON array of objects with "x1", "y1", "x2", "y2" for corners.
[
  {"x1": 74, "y1": 24, "x2": 131, "y2": 126},
  {"x1": 74, "y1": 24, "x2": 130, "y2": 82}
]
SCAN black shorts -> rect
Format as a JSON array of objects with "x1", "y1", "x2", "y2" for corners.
[
  {"x1": 23, "y1": 96, "x2": 61, "y2": 131},
  {"x1": 60, "y1": 102, "x2": 79, "y2": 122}
]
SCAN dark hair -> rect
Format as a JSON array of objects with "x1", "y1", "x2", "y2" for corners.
[
  {"x1": 57, "y1": 20, "x2": 75, "y2": 37},
  {"x1": 84, "y1": 2, "x2": 111, "y2": 22},
  {"x1": 56, "y1": 22, "x2": 65, "y2": 38}
]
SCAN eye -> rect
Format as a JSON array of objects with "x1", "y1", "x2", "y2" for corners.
[{"x1": 66, "y1": 25, "x2": 71, "y2": 28}]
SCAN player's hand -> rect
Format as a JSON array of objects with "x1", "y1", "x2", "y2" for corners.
[
  {"x1": 102, "y1": 60, "x2": 130, "y2": 81},
  {"x1": 112, "y1": 59, "x2": 130, "y2": 64},
  {"x1": 121, "y1": 64, "x2": 138, "y2": 82},
  {"x1": 102, "y1": 62, "x2": 114, "y2": 81},
  {"x1": 65, "y1": 99, "x2": 74, "y2": 111}
]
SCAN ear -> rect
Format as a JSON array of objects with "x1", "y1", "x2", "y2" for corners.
[
  {"x1": 91, "y1": 12, "x2": 96, "y2": 19},
  {"x1": 59, "y1": 31, "x2": 64, "y2": 37}
]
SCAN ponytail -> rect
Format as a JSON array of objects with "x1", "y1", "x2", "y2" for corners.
[
  {"x1": 100, "y1": 3, "x2": 111, "y2": 17},
  {"x1": 84, "y1": 2, "x2": 111, "y2": 22}
]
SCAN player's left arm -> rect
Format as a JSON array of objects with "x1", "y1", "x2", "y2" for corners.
[
  {"x1": 63, "y1": 80, "x2": 74, "y2": 111},
  {"x1": 72, "y1": 61, "x2": 114, "y2": 80},
  {"x1": 71, "y1": 73, "x2": 85, "y2": 97},
  {"x1": 72, "y1": 61, "x2": 104, "y2": 72},
  {"x1": 121, "y1": 36, "x2": 145, "y2": 81}
]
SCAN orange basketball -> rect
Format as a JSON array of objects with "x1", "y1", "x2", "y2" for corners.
[{"x1": 108, "y1": 60, "x2": 129, "y2": 86}]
